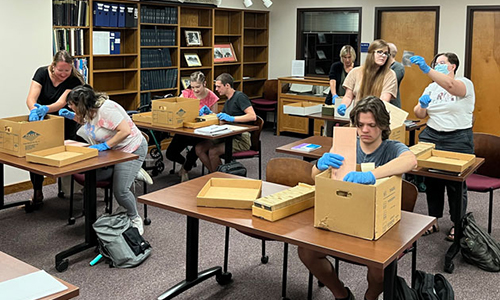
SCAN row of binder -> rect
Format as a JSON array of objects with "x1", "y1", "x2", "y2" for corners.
[
  {"x1": 92, "y1": 31, "x2": 121, "y2": 55},
  {"x1": 140, "y1": 93, "x2": 152, "y2": 109},
  {"x1": 141, "y1": 69, "x2": 178, "y2": 91},
  {"x1": 141, "y1": 28, "x2": 176, "y2": 46},
  {"x1": 53, "y1": 0, "x2": 88, "y2": 27},
  {"x1": 140, "y1": 6, "x2": 178, "y2": 24},
  {"x1": 93, "y1": 2, "x2": 137, "y2": 27},
  {"x1": 73, "y1": 58, "x2": 89, "y2": 84},
  {"x1": 141, "y1": 49, "x2": 173, "y2": 68},
  {"x1": 53, "y1": 28, "x2": 85, "y2": 57}
]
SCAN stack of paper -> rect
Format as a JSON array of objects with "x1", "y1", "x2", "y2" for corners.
[{"x1": 194, "y1": 125, "x2": 233, "y2": 136}]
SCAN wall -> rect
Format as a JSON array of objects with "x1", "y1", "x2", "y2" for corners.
[
  {"x1": 268, "y1": 0, "x2": 499, "y2": 79},
  {"x1": 0, "y1": 1, "x2": 52, "y2": 185}
]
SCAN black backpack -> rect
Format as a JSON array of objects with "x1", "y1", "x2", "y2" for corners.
[
  {"x1": 415, "y1": 270, "x2": 454, "y2": 300},
  {"x1": 460, "y1": 212, "x2": 500, "y2": 272},
  {"x1": 216, "y1": 161, "x2": 247, "y2": 177},
  {"x1": 395, "y1": 276, "x2": 418, "y2": 300}
]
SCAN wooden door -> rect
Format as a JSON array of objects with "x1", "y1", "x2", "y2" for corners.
[
  {"x1": 376, "y1": 8, "x2": 439, "y2": 120},
  {"x1": 467, "y1": 9, "x2": 500, "y2": 135}
]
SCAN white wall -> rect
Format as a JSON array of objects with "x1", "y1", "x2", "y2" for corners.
[
  {"x1": 268, "y1": 0, "x2": 499, "y2": 79},
  {"x1": 0, "y1": 1, "x2": 52, "y2": 185}
]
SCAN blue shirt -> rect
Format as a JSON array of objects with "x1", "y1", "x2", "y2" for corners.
[{"x1": 356, "y1": 139, "x2": 409, "y2": 167}]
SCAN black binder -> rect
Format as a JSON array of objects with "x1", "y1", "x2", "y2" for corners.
[{"x1": 125, "y1": 5, "x2": 137, "y2": 28}]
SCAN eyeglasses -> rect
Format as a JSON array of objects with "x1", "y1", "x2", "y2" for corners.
[{"x1": 375, "y1": 50, "x2": 390, "y2": 57}]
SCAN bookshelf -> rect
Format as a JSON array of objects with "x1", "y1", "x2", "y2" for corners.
[{"x1": 52, "y1": 1, "x2": 269, "y2": 112}]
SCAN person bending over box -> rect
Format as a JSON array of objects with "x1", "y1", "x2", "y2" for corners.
[{"x1": 298, "y1": 96, "x2": 417, "y2": 300}]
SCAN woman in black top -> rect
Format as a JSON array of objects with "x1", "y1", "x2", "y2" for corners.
[
  {"x1": 26, "y1": 50, "x2": 84, "y2": 208},
  {"x1": 324, "y1": 45, "x2": 356, "y2": 136}
]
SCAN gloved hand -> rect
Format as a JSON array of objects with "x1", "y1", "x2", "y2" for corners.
[
  {"x1": 317, "y1": 153, "x2": 344, "y2": 171},
  {"x1": 419, "y1": 94, "x2": 432, "y2": 109},
  {"x1": 332, "y1": 94, "x2": 339, "y2": 101},
  {"x1": 199, "y1": 105, "x2": 212, "y2": 116},
  {"x1": 58, "y1": 108, "x2": 75, "y2": 120},
  {"x1": 337, "y1": 103, "x2": 347, "y2": 116},
  {"x1": 410, "y1": 55, "x2": 431, "y2": 74},
  {"x1": 35, "y1": 104, "x2": 49, "y2": 120},
  {"x1": 217, "y1": 112, "x2": 235, "y2": 122},
  {"x1": 29, "y1": 107, "x2": 40, "y2": 122},
  {"x1": 89, "y1": 142, "x2": 110, "y2": 152},
  {"x1": 343, "y1": 171, "x2": 376, "y2": 185}
]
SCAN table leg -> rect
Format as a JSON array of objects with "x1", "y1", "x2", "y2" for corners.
[
  {"x1": 157, "y1": 216, "x2": 224, "y2": 300},
  {"x1": 409, "y1": 130, "x2": 416, "y2": 146},
  {"x1": 55, "y1": 169, "x2": 98, "y2": 272},
  {"x1": 383, "y1": 260, "x2": 397, "y2": 300},
  {"x1": 308, "y1": 118, "x2": 314, "y2": 136},
  {"x1": 444, "y1": 183, "x2": 464, "y2": 274},
  {"x1": 224, "y1": 136, "x2": 234, "y2": 163},
  {"x1": 0, "y1": 163, "x2": 32, "y2": 211}
]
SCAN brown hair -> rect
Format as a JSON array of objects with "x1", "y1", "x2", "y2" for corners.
[
  {"x1": 358, "y1": 39, "x2": 392, "y2": 100},
  {"x1": 50, "y1": 50, "x2": 84, "y2": 84},
  {"x1": 67, "y1": 84, "x2": 108, "y2": 123},
  {"x1": 430, "y1": 52, "x2": 460, "y2": 75},
  {"x1": 350, "y1": 95, "x2": 391, "y2": 140},
  {"x1": 215, "y1": 73, "x2": 234, "y2": 88}
]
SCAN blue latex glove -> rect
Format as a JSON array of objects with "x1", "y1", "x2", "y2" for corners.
[
  {"x1": 89, "y1": 142, "x2": 110, "y2": 152},
  {"x1": 343, "y1": 171, "x2": 376, "y2": 185},
  {"x1": 337, "y1": 103, "x2": 347, "y2": 116},
  {"x1": 35, "y1": 105, "x2": 49, "y2": 120},
  {"x1": 217, "y1": 112, "x2": 235, "y2": 122},
  {"x1": 317, "y1": 153, "x2": 344, "y2": 171},
  {"x1": 332, "y1": 94, "x2": 339, "y2": 101},
  {"x1": 58, "y1": 108, "x2": 75, "y2": 120},
  {"x1": 29, "y1": 107, "x2": 39, "y2": 122},
  {"x1": 410, "y1": 55, "x2": 431, "y2": 74},
  {"x1": 199, "y1": 105, "x2": 212, "y2": 116},
  {"x1": 419, "y1": 95, "x2": 432, "y2": 109}
]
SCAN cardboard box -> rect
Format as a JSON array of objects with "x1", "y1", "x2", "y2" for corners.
[
  {"x1": 197, "y1": 178, "x2": 262, "y2": 209},
  {"x1": 152, "y1": 97, "x2": 199, "y2": 128},
  {"x1": 183, "y1": 114, "x2": 219, "y2": 128},
  {"x1": 334, "y1": 96, "x2": 352, "y2": 121},
  {"x1": 132, "y1": 112, "x2": 152, "y2": 123},
  {"x1": 389, "y1": 124, "x2": 405, "y2": 144},
  {"x1": 0, "y1": 115, "x2": 64, "y2": 157},
  {"x1": 283, "y1": 102, "x2": 322, "y2": 116},
  {"x1": 321, "y1": 105, "x2": 335, "y2": 116},
  {"x1": 26, "y1": 145, "x2": 98, "y2": 167},
  {"x1": 383, "y1": 101, "x2": 408, "y2": 144},
  {"x1": 314, "y1": 169, "x2": 402, "y2": 240}
]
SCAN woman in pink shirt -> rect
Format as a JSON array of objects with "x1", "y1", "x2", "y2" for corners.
[{"x1": 166, "y1": 71, "x2": 219, "y2": 182}]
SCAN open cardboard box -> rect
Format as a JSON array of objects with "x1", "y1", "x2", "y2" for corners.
[
  {"x1": 26, "y1": 145, "x2": 98, "y2": 167},
  {"x1": 314, "y1": 168, "x2": 402, "y2": 240},
  {"x1": 252, "y1": 183, "x2": 315, "y2": 222},
  {"x1": 152, "y1": 97, "x2": 199, "y2": 128},
  {"x1": 283, "y1": 102, "x2": 322, "y2": 116},
  {"x1": 197, "y1": 178, "x2": 262, "y2": 209},
  {"x1": 384, "y1": 101, "x2": 408, "y2": 144}
]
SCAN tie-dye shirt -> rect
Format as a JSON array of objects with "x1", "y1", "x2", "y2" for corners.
[{"x1": 81, "y1": 100, "x2": 142, "y2": 153}]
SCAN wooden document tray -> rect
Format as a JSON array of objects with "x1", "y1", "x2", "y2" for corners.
[
  {"x1": 183, "y1": 114, "x2": 219, "y2": 129},
  {"x1": 252, "y1": 183, "x2": 315, "y2": 222},
  {"x1": 197, "y1": 178, "x2": 262, "y2": 209},
  {"x1": 132, "y1": 112, "x2": 152, "y2": 123},
  {"x1": 26, "y1": 145, "x2": 98, "y2": 167},
  {"x1": 418, "y1": 149, "x2": 476, "y2": 173}
]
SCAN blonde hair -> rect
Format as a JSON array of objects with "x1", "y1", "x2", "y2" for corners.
[
  {"x1": 189, "y1": 71, "x2": 206, "y2": 84},
  {"x1": 50, "y1": 50, "x2": 84, "y2": 84},
  {"x1": 339, "y1": 45, "x2": 356, "y2": 62},
  {"x1": 358, "y1": 39, "x2": 392, "y2": 100}
]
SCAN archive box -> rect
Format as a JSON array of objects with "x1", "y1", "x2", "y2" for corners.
[
  {"x1": 132, "y1": 112, "x2": 152, "y2": 123},
  {"x1": 283, "y1": 102, "x2": 322, "y2": 116},
  {"x1": 183, "y1": 114, "x2": 219, "y2": 128},
  {"x1": 314, "y1": 169, "x2": 402, "y2": 240},
  {"x1": 152, "y1": 97, "x2": 199, "y2": 128},
  {"x1": 0, "y1": 115, "x2": 64, "y2": 157},
  {"x1": 197, "y1": 178, "x2": 262, "y2": 209},
  {"x1": 26, "y1": 145, "x2": 98, "y2": 167},
  {"x1": 410, "y1": 142, "x2": 475, "y2": 173}
]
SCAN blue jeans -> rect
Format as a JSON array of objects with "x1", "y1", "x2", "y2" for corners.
[{"x1": 418, "y1": 126, "x2": 474, "y2": 223}]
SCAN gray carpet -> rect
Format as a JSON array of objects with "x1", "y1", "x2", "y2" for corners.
[{"x1": 1, "y1": 126, "x2": 499, "y2": 300}]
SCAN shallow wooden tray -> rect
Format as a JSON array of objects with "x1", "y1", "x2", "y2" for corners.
[
  {"x1": 197, "y1": 178, "x2": 262, "y2": 209},
  {"x1": 184, "y1": 114, "x2": 219, "y2": 128},
  {"x1": 418, "y1": 149, "x2": 476, "y2": 173},
  {"x1": 26, "y1": 145, "x2": 98, "y2": 167}
]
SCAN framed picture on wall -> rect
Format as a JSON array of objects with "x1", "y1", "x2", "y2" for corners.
[
  {"x1": 184, "y1": 53, "x2": 202, "y2": 67},
  {"x1": 181, "y1": 77, "x2": 191, "y2": 89},
  {"x1": 185, "y1": 30, "x2": 203, "y2": 46},
  {"x1": 214, "y1": 44, "x2": 237, "y2": 63}
]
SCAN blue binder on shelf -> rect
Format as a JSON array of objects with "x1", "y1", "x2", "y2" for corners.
[
  {"x1": 118, "y1": 4, "x2": 126, "y2": 27},
  {"x1": 113, "y1": 32, "x2": 121, "y2": 54},
  {"x1": 93, "y1": 2, "x2": 104, "y2": 27},
  {"x1": 109, "y1": 32, "x2": 115, "y2": 54},
  {"x1": 109, "y1": 4, "x2": 118, "y2": 27},
  {"x1": 102, "y1": 3, "x2": 110, "y2": 27}
]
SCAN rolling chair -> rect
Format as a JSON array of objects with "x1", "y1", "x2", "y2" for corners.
[{"x1": 251, "y1": 79, "x2": 278, "y2": 134}]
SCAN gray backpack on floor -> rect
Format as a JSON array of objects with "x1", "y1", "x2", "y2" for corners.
[{"x1": 93, "y1": 213, "x2": 152, "y2": 268}]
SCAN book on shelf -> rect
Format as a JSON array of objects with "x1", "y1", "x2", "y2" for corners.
[
  {"x1": 194, "y1": 125, "x2": 232, "y2": 136},
  {"x1": 316, "y1": 50, "x2": 326, "y2": 60},
  {"x1": 289, "y1": 83, "x2": 313, "y2": 93},
  {"x1": 291, "y1": 143, "x2": 321, "y2": 152}
]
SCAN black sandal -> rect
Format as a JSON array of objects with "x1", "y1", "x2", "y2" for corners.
[
  {"x1": 445, "y1": 226, "x2": 455, "y2": 242},
  {"x1": 423, "y1": 224, "x2": 439, "y2": 236}
]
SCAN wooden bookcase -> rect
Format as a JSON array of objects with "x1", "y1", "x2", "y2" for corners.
[{"x1": 52, "y1": 0, "x2": 269, "y2": 112}]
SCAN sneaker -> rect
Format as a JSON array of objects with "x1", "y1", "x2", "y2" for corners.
[
  {"x1": 136, "y1": 168, "x2": 153, "y2": 185},
  {"x1": 131, "y1": 216, "x2": 144, "y2": 235},
  {"x1": 179, "y1": 167, "x2": 189, "y2": 183}
]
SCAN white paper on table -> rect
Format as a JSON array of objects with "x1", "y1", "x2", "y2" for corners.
[
  {"x1": 291, "y1": 60, "x2": 305, "y2": 77},
  {"x1": 0, "y1": 270, "x2": 68, "y2": 300}
]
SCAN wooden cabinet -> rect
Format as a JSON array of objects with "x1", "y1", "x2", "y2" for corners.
[
  {"x1": 277, "y1": 77, "x2": 330, "y2": 136},
  {"x1": 52, "y1": 1, "x2": 269, "y2": 112}
]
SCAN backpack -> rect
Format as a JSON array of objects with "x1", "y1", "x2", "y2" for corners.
[
  {"x1": 415, "y1": 270, "x2": 454, "y2": 300},
  {"x1": 395, "y1": 276, "x2": 418, "y2": 300},
  {"x1": 460, "y1": 212, "x2": 500, "y2": 272},
  {"x1": 93, "y1": 213, "x2": 152, "y2": 268},
  {"x1": 216, "y1": 161, "x2": 247, "y2": 177}
]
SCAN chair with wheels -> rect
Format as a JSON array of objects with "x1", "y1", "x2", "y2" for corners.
[
  {"x1": 307, "y1": 179, "x2": 420, "y2": 299},
  {"x1": 466, "y1": 132, "x2": 500, "y2": 233},
  {"x1": 250, "y1": 79, "x2": 278, "y2": 134},
  {"x1": 222, "y1": 157, "x2": 315, "y2": 299},
  {"x1": 232, "y1": 115, "x2": 265, "y2": 179},
  {"x1": 68, "y1": 174, "x2": 113, "y2": 225}
]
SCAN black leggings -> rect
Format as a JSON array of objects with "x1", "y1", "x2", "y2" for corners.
[{"x1": 165, "y1": 135, "x2": 202, "y2": 171}]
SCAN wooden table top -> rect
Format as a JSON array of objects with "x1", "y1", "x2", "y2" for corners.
[
  {"x1": 275, "y1": 136, "x2": 331, "y2": 160},
  {"x1": 138, "y1": 172, "x2": 435, "y2": 269},
  {"x1": 0, "y1": 150, "x2": 138, "y2": 178},
  {"x1": 134, "y1": 121, "x2": 259, "y2": 140},
  {"x1": 0, "y1": 252, "x2": 79, "y2": 300}
]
